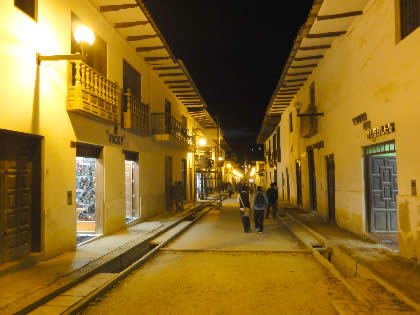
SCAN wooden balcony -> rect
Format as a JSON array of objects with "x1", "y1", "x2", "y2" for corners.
[
  {"x1": 151, "y1": 113, "x2": 192, "y2": 147},
  {"x1": 123, "y1": 89, "x2": 150, "y2": 135},
  {"x1": 67, "y1": 60, "x2": 120, "y2": 124}
]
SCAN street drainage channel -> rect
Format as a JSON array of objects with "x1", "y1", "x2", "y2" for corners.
[
  {"x1": 28, "y1": 201, "x2": 219, "y2": 315},
  {"x1": 280, "y1": 215, "x2": 418, "y2": 314}
]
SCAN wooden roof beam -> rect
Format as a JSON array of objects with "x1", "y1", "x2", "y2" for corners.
[
  {"x1": 299, "y1": 45, "x2": 331, "y2": 50},
  {"x1": 127, "y1": 35, "x2": 159, "y2": 41},
  {"x1": 169, "y1": 85, "x2": 191, "y2": 89},
  {"x1": 165, "y1": 80, "x2": 190, "y2": 84},
  {"x1": 153, "y1": 66, "x2": 181, "y2": 70},
  {"x1": 294, "y1": 55, "x2": 323, "y2": 61},
  {"x1": 159, "y1": 73, "x2": 185, "y2": 77},
  {"x1": 284, "y1": 79, "x2": 307, "y2": 82},
  {"x1": 100, "y1": 4, "x2": 137, "y2": 12},
  {"x1": 173, "y1": 90, "x2": 195, "y2": 93},
  {"x1": 136, "y1": 46, "x2": 165, "y2": 52},
  {"x1": 115, "y1": 21, "x2": 149, "y2": 28},
  {"x1": 290, "y1": 64, "x2": 317, "y2": 69},
  {"x1": 287, "y1": 72, "x2": 311, "y2": 76},
  {"x1": 144, "y1": 56, "x2": 171, "y2": 62},
  {"x1": 317, "y1": 11, "x2": 363, "y2": 21},
  {"x1": 306, "y1": 31, "x2": 346, "y2": 38}
]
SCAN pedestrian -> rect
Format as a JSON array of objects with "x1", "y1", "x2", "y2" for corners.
[
  {"x1": 237, "y1": 186, "x2": 251, "y2": 233},
  {"x1": 226, "y1": 182, "x2": 233, "y2": 198},
  {"x1": 252, "y1": 186, "x2": 269, "y2": 233},
  {"x1": 265, "y1": 183, "x2": 278, "y2": 219}
]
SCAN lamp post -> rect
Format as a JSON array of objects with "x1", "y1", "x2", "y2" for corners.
[{"x1": 37, "y1": 26, "x2": 95, "y2": 65}]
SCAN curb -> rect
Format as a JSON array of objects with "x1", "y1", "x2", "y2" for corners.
[{"x1": 1, "y1": 202, "x2": 212, "y2": 315}]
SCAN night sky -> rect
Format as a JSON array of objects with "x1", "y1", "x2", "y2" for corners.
[{"x1": 142, "y1": 1, "x2": 314, "y2": 161}]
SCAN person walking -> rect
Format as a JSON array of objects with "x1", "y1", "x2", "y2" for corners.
[
  {"x1": 237, "y1": 186, "x2": 251, "y2": 233},
  {"x1": 252, "y1": 186, "x2": 269, "y2": 233},
  {"x1": 265, "y1": 183, "x2": 278, "y2": 219},
  {"x1": 226, "y1": 182, "x2": 233, "y2": 198}
]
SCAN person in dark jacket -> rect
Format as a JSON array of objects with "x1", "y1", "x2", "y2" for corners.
[
  {"x1": 237, "y1": 186, "x2": 251, "y2": 232},
  {"x1": 265, "y1": 183, "x2": 278, "y2": 219},
  {"x1": 252, "y1": 186, "x2": 269, "y2": 233}
]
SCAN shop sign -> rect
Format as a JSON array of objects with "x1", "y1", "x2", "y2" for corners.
[
  {"x1": 106, "y1": 126, "x2": 125, "y2": 145},
  {"x1": 352, "y1": 113, "x2": 367, "y2": 125},
  {"x1": 367, "y1": 123, "x2": 395, "y2": 140}
]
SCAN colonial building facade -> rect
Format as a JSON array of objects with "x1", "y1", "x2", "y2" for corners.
[
  {"x1": 0, "y1": 0, "x2": 225, "y2": 265},
  {"x1": 258, "y1": 0, "x2": 420, "y2": 262}
]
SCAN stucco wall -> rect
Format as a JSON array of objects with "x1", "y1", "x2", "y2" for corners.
[
  {"x1": 267, "y1": 0, "x2": 420, "y2": 261},
  {"x1": 0, "y1": 0, "x2": 198, "y2": 259}
]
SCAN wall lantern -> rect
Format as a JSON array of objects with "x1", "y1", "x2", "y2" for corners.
[
  {"x1": 198, "y1": 138, "x2": 207, "y2": 146},
  {"x1": 294, "y1": 101, "x2": 324, "y2": 117},
  {"x1": 37, "y1": 26, "x2": 95, "y2": 65},
  {"x1": 227, "y1": 163, "x2": 231, "y2": 168}
]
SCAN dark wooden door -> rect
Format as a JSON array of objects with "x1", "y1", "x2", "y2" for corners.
[
  {"x1": 308, "y1": 149, "x2": 317, "y2": 210},
  {"x1": 0, "y1": 152, "x2": 33, "y2": 263},
  {"x1": 165, "y1": 156, "x2": 173, "y2": 210},
  {"x1": 368, "y1": 156, "x2": 398, "y2": 232},
  {"x1": 326, "y1": 155, "x2": 336, "y2": 222},
  {"x1": 286, "y1": 168, "x2": 290, "y2": 201},
  {"x1": 296, "y1": 161, "x2": 302, "y2": 206},
  {"x1": 182, "y1": 159, "x2": 187, "y2": 200}
]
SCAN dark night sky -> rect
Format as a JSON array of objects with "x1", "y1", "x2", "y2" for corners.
[{"x1": 142, "y1": 1, "x2": 313, "y2": 160}]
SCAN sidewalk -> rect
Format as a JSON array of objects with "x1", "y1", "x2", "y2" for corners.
[
  {"x1": 0, "y1": 201, "x2": 204, "y2": 315},
  {"x1": 281, "y1": 203, "x2": 420, "y2": 306}
]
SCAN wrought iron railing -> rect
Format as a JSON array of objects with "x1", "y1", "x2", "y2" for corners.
[
  {"x1": 123, "y1": 88, "x2": 150, "y2": 135},
  {"x1": 151, "y1": 113, "x2": 191, "y2": 145},
  {"x1": 67, "y1": 60, "x2": 120, "y2": 123}
]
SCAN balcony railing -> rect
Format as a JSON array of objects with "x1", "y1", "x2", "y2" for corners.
[
  {"x1": 67, "y1": 60, "x2": 120, "y2": 123},
  {"x1": 123, "y1": 88, "x2": 150, "y2": 135},
  {"x1": 151, "y1": 113, "x2": 191, "y2": 145}
]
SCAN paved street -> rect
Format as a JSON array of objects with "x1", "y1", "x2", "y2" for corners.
[{"x1": 82, "y1": 197, "x2": 352, "y2": 315}]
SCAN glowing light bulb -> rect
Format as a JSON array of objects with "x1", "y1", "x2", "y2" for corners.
[{"x1": 74, "y1": 26, "x2": 95, "y2": 45}]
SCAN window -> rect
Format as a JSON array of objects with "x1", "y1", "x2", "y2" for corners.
[
  {"x1": 15, "y1": 0, "x2": 37, "y2": 20},
  {"x1": 71, "y1": 14, "x2": 107, "y2": 76},
  {"x1": 399, "y1": 0, "x2": 420, "y2": 40},
  {"x1": 276, "y1": 127, "x2": 281, "y2": 162},
  {"x1": 124, "y1": 151, "x2": 139, "y2": 223},
  {"x1": 123, "y1": 60, "x2": 141, "y2": 101},
  {"x1": 289, "y1": 112, "x2": 293, "y2": 132}
]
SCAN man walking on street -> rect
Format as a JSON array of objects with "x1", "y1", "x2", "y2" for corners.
[
  {"x1": 237, "y1": 186, "x2": 251, "y2": 233},
  {"x1": 265, "y1": 183, "x2": 278, "y2": 219},
  {"x1": 252, "y1": 186, "x2": 268, "y2": 233}
]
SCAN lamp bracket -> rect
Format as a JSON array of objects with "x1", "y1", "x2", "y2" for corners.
[
  {"x1": 36, "y1": 53, "x2": 84, "y2": 65},
  {"x1": 297, "y1": 113, "x2": 324, "y2": 117}
]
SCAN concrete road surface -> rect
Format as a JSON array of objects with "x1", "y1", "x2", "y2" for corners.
[{"x1": 83, "y1": 198, "x2": 352, "y2": 315}]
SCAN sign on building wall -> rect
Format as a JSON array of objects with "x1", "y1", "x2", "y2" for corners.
[{"x1": 367, "y1": 123, "x2": 395, "y2": 140}]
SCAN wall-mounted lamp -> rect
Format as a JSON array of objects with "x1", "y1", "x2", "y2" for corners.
[
  {"x1": 37, "y1": 26, "x2": 95, "y2": 65},
  {"x1": 198, "y1": 138, "x2": 207, "y2": 146},
  {"x1": 294, "y1": 101, "x2": 324, "y2": 117}
]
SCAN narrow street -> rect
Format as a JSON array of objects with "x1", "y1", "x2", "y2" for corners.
[{"x1": 82, "y1": 197, "x2": 352, "y2": 315}]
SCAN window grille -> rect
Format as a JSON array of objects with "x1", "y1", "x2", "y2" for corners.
[{"x1": 365, "y1": 141, "x2": 396, "y2": 156}]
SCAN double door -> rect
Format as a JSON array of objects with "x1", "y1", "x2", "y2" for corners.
[{"x1": 0, "y1": 133, "x2": 38, "y2": 264}]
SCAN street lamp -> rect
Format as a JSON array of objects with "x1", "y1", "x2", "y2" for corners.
[
  {"x1": 199, "y1": 138, "x2": 207, "y2": 146},
  {"x1": 37, "y1": 26, "x2": 95, "y2": 65},
  {"x1": 294, "y1": 101, "x2": 324, "y2": 117}
]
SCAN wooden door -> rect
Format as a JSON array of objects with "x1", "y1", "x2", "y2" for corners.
[
  {"x1": 182, "y1": 159, "x2": 187, "y2": 200},
  {"x1": 296, "y1": 161, "x2": 302, "y2": 206},
  {"x1": 308, "y1": 149, "x2": 317, "y2": 210},
  {"x1": 286, "y1": 168, "x2": 290, "y2": 201},
  {"x1": 326, "y1": 155, "x2": 336, "y2": 222},
  {"x1": 165, "y1": 156, "x2": 173, "y2": 210},
  {"x1": 0, "y1": 159, "x2": 32, "y2": 264},
  {"x1": 368, "y1": 156, "x2": 398, "y2": 232}
]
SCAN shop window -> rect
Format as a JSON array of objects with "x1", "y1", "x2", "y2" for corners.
[
  {"x1": 399, "y1": 0, "x2": 420, "y2": 40},
  {"x1": 15, "y1": 0, "x2": 37, "y2": 21},
  {"x1": 76, "y1": 143, "x2": 103, "y2": 244},
  {"x1": 71, "y1": 13, "x2": 107, "y2": 76},
  {"x1": 124, "y1": 151, "x2": 139, "y2": 223}
]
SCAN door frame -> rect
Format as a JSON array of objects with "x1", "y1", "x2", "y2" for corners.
[
  {"x1": 325, "y1": 154, "x2": 335, "y2": 222},
  {"x1": 295, "y1": 160, "x2": 302, "y2": 206},
  {"x1": 364, "y1": 140, "x2": 397, "y2": 233},
  {"x1": 307, "y1": 148, "x2": 317, "y2": 210}
]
